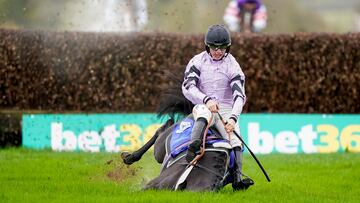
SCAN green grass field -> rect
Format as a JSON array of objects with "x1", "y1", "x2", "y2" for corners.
[{"x1": 0, "y1": 148, "x2": 359, "y2": 203}]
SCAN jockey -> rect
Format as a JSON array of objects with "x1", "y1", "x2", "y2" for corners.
[
  {"x1": 223, "y1": 0, "x2": 267, "y2": 33},
  {"x1": 182, "y1": 24, "x2": 253, "y2": 190}
]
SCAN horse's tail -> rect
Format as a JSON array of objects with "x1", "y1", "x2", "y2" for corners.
[{"x1": 156, "y1": 70, "x2": 194, "y2": 122}]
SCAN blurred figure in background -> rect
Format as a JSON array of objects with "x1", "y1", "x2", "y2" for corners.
[{"x1": 223, "y1": 0, "x2": 267, "y2": 33}]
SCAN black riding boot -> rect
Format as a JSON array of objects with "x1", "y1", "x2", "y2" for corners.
[
  {"x1": 232, "y1": 146, "x2": 254, "y2": 190},
  {"x1": 185, "y1": 117, "x2": 207, "y2": 162}
]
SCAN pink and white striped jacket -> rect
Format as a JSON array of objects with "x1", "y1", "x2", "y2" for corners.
[{"x1": 223, "y1": 0, "x2": 267, "y2": 32}]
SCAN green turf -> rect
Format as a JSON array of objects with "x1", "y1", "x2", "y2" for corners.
[{"x1": 0, "y1": 148, "x2": 359, "y2": 203}]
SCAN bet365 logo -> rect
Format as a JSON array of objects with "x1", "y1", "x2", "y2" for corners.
[
  {"x1": 248, "y1": 123, "x2": 360, "y2": 154},
  {"x1": 51, "y1": 122, "x2": 161, "y2": 152}
]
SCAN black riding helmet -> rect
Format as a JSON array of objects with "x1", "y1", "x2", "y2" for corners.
[{"x1": 204, "y1": 24, "x2": 231, "y2": 57}]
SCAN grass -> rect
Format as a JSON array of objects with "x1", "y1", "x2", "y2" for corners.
[{"x1": 0, "y1": 148, "x2": 359, "y2": 203}]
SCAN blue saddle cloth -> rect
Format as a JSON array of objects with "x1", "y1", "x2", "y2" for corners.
[
  {"x1": 170, "y1": 117, "x2": 194, "y2": 157},
  {"x1": 170, "y1": 117, "x2": 216, "y2": 158}
]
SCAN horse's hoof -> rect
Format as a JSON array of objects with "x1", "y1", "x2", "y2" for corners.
[
  {"x1": 121, "y1": 152, "x2": 134, "y2": 165},
  {"x1": 232, "y1": 177, "x2": 254, "y2": 191}
]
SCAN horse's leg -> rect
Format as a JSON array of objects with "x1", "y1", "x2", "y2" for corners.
[{"x1": 121, "y1": 118, "x2": 173, "y2": 165}]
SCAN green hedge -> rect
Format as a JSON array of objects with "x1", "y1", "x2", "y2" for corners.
[{"x1": 1, "y1": 29, "x2": 359, "y2": 113}]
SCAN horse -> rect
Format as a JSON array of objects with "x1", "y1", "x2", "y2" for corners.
[{"x1": 121, "y1": 72, "x2": 258, "y2": 191}]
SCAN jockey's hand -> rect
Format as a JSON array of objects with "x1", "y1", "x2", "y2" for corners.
[
  {"x1": 206, "y1": 99, "x2": 219, "y2": 113},
  {"x1": 225, "y1": 118, "x2": 236, "y2": 133}
]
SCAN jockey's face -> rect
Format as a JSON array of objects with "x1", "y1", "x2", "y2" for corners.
[{"x1": 209, "y1": 47, "x2": 226, "y2": 61}]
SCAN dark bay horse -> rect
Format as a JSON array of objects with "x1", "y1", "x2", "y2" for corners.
[
  {"x1": 122, "y1": 111, "x2": 237, "y2": 191},
  {"x1": 145, "y1": 114, "x2": 236, "y2": 191}
]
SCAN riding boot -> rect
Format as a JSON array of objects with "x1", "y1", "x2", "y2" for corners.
[
  {"x1": 185, "y1": 117, "x2": 207, "y2": 162},
  {"x1": 232, "y1": 146, "x2": 254, "y2": 190}
]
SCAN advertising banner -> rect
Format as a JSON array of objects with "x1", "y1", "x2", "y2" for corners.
[
  {"x1": 22, "y1": 114, "x2": 163, "y2": 153},
  {"x1": 242, "y1": 114, "x2": 359, "y2": 154},
  {"x1": 22, "y1": 114, "x2": 360, "y2": 154}
]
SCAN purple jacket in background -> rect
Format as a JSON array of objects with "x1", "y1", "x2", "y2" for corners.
[{"x1": 237, "y1": 0, "x2": 262, "y2": 11}]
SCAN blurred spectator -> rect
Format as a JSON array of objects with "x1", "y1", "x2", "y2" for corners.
[
  {"x1": 223, "y1": 0, "x2": 267, "y2": 33},
  {"x1": 355, "y1": 13, "x2": 360, "y2": 32}
]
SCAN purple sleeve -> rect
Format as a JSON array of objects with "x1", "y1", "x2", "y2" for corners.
[
  {"x1": 182, "y1": 59, "x2": 209, "y2": 105},
  {"x1": 229, "y1": 60, "x2": 246, "y2": 122}
]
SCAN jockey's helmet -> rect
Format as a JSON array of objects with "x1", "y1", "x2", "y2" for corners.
[{"x1": 204, "y1": 25, "x2": 231, "y2": 55}]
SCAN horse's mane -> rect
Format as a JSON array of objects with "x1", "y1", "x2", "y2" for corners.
[{"x1": 156, "y1": 70, "x2": 194, "y2": 122}]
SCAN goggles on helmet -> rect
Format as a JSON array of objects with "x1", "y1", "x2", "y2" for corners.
[{"x1": 207, "y1": 44, "x2": 230, "y2": 50}]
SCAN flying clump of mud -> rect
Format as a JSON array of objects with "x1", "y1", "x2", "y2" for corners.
[{"x1": 106, "y1": 159, "x2": 139, "y2": 182}]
